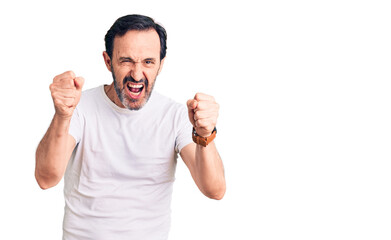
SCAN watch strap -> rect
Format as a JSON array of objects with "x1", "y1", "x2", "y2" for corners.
[{"x1": 192, "y1": 127, "x2": 217, "y2": 147}]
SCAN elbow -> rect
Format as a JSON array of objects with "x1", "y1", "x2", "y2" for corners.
[
  {"x1": 35, "y1": 170, "x2": 61, "y2": 190},
  {"x1": 204, "y1": 185, "x2": 226, "y2": 200},
  {"x1": 37, "y1": 181, "x2": 52, "y2": 190},
  {"x1": 209, "y1": 194, "x2": 225, "y2": 201},
  {"x1": 210, "y1": 189, "x2": 226, "y2": 200}
]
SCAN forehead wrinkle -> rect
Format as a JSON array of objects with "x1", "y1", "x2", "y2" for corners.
[
  {"x1": 112, "y1": 30, "x2": 160, "y2": 61},
  {"x1": 114, "y1": 50, "x2": 157, "y2": 63}
]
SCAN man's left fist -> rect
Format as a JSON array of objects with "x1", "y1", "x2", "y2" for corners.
[{"x1": 187, "y1": 93, "x2": 219, "y2": 137}]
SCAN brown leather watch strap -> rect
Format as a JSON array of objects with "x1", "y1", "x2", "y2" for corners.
[{"x1": 192, "y1": 127, "x2": 217, "y2": 147}]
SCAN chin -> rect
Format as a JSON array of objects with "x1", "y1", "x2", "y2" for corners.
[
  {"x1": 121, "y1": 90, "x2": 151, "y2": 111},
  {"x1": 113, "y1": 77, "x2": 155, "y2": 111},
  {"x1": 124, "y1": 98, "x2": 146, "y2": 110}
]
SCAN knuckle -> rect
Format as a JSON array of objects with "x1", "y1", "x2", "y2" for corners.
[
  {"x1": 62, "y1": 78, "x2": 74, "y2": 88},
  {"x1": 53, "y1": 98, "x2": 61, "y2": 105},
  {"x1": 64, "y1": 70, "x2": 75, "y2": 78},
  {"x1": 194, "y1": 111, "x2": 201, "y2": 120},
  {"x1": 196, "y1": 101, "x2": 204, "y2": 109},
  {"x1": 65, "y1": 78, "x2": 74, "y2": 85},
  {"x1": 51, "y1": 89, "x2": 59, "y2": 97},
  {"x1": 194, "y1": 92, "x2": 202, "y2": 100},
  {"x1": 53, "y1": 75, "x2": 60, "y2": 82}
]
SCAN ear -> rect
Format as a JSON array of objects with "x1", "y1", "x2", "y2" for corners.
[
  {"x1": 103, "y1": 51, "x2": 112, "y2": 72},
  {"x1": 157, "y1": 57, "x2": 166, "y2": 75}
]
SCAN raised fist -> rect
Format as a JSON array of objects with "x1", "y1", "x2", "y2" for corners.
[
  {"x1": 187, "y1": 93, "x2": 219, "y2": 137},
  {"x1": 49, "y1": 71, "x2": 84, "y2": 119}
]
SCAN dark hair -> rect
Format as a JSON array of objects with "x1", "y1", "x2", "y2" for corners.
[{"x1": 104, "y1": 14, "x2": 167, "y2": 60}]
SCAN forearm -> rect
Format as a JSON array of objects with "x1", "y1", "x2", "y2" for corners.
[
  {"x1": 35, "y1": 114, "x2": 73, "y2": 189},
  {"x1": 194, "y1": 142, "x2": 226, "y2": 200}
]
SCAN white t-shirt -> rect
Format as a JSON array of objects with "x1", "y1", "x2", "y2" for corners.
[{"x1": 63, "y1": 85, "x2": 193, "y2": 240}]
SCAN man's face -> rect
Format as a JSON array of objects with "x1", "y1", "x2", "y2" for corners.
[{"x1": 106, "y1": 29, "x2": 163, "y2": 110}]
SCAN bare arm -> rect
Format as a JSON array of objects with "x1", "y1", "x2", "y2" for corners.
[
  {"x1": 35, "y1": 71, "x2": 84, "y2": 189},
  {"x1": 180, "y1": 142, "x2": 226, "y2": 200},
  {"x1": 183, "y1": 93, "x2": 226, "y2": 200},
  {"x1": 35, "y1": 115, "x2": 76, "y2": 189}
]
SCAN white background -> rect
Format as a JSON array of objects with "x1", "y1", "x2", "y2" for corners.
[{"x1": 0, "y1": 0, "x2": 390, "y2": 239}]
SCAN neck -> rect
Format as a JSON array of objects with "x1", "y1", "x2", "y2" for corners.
[{"x1": 104, "y1": 83, "x2": 125, "y2": 108}]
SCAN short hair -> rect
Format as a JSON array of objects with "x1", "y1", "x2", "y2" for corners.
[{"x1": 104, "y1": 14, "x2": 167, "y2": 61}]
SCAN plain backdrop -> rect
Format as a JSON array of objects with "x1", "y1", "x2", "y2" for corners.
[{"x1": 1, "y1": 0, "x2": 390, "y2": 239}]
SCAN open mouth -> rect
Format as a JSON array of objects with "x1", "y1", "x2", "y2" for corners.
[{"x1": 126, "y1": 82, "x2": 144, "y2": 99}]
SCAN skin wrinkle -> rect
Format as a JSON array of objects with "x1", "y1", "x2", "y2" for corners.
[
  {"x1": 111, "y1": 65, "x2": 154, "y2": 109},
  {"x1": 104, "y1": 30, "x2": 163, "y2": 111}
]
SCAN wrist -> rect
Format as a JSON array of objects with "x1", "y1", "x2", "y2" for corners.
[
  {"x1": 192, "y1": 127, "x2": 217, "y2": 147},
  {"x1": 54, "y1": 112, "x2": 72, "y2": 122},
  {"x1": 50, "y1": 114, "x2": 72, "y2": 138}
]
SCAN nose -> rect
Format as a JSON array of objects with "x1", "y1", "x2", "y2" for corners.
[{"x1": 130, "y1": 62, "x2": 144, "y2": 82}]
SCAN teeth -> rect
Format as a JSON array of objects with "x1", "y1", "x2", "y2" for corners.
[
  {"x1": 129, "y1": 91, "x2": 141, "y2": 96},
  {"x1": 129, "y1": 84, "x2": 143, "y2": 88}
]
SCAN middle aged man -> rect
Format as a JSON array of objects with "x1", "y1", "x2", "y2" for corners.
[{"x1": 35, "y1": 14, "x2": 226, "y2": 239}]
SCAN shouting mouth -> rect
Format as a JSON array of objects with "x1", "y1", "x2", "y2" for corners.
[{"x1": 126, "y1": 82, "x2": 144, "y2": 99}]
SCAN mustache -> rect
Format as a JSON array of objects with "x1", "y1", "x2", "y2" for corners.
[
  {"x1": 123, "y1": 75, "x2": 149, "y2": 89},
  {"x1": 123, "y1": 75, "x2": 146, "y2": 84}
]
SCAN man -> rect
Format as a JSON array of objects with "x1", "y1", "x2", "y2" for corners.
[{"x1": 35, "y1": 14, "x2": 225, "y2": 239}]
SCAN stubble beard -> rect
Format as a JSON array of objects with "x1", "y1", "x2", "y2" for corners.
[{"x1": 111, "y1": 66, "x2": 156, "y2": 111}]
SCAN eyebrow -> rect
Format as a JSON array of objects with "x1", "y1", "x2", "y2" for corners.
[{"x1": 118, "y1": 57, "x2": 156, "y2": 62}]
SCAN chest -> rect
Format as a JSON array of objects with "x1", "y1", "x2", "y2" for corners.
[{"x1": 77, "y1": 111, "x2": 178, "y2": 182}]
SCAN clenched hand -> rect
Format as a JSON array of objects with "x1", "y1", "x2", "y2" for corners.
[{"x1": 187, "y1": 93, "x2": 219, "y2": 137}]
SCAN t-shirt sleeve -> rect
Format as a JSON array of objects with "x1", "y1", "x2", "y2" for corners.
[
  {"x1": 175, "y1": 105, "x2": 193, "y2": 154},
  {"x1": 68, "y1": 107, "x2": 82, "y2": 144}
]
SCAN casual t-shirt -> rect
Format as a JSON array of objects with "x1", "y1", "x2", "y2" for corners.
[{"x1": 63, "y1": 85, "x2": 193, "y2": 240}]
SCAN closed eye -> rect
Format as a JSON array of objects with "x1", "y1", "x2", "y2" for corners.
[
  {"x1": 121, "y1": 57, "x2": 133, "y2": 62},
  {"x1": 118, "y1": 57, "x2": 157, "y2": 67}
]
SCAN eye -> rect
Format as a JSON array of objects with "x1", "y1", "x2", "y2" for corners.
[
  {"x1": 144, "y1": 59, "x2": 155, "y2": 65},
  {"x1": 120, "y1": 59, "x2": 131, "y2": 64}
]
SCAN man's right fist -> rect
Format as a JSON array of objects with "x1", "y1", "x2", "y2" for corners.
[{"x1": 49, "y1": 71, "x2": 84, "y2": 119}]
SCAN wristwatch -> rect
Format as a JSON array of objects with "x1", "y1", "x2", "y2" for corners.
[{"x1": 192, "y1": 127, "x2": 217, "y2": 147}]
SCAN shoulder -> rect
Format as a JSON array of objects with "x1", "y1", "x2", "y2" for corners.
[
  {"x1": 79, "y1": 85, "x2": 104, "y2": 104},
  {"x1": 76, "y1": 85, "x2": 104, "y2": 112},
  {"x1": 152, "y1": 91, "x2": 186, "y2": 112},
  {"x1": 79, "y1": 85, "x2": 101, "y2": 101},
  {"x1": 148, "y1": 92, "x2": 188, "y2": 124}
]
